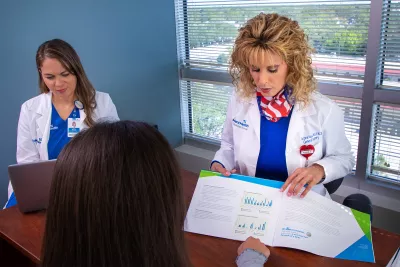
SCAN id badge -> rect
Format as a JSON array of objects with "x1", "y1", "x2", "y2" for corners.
[{"x1": 68, "y1": 118, "x2": 82, "y2": 137}]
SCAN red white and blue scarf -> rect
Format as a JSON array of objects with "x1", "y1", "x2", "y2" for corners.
[{"x1": 256, "y1": 86, "x2": 293, "y2": 122}]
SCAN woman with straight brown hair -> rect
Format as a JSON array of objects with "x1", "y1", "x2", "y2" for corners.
[
  {"x1": 5, "y1": 39, "x2": 119, "y2": 208},
  {"x1": 41, "y1": 121, "x2": 270, "y2": 267}
]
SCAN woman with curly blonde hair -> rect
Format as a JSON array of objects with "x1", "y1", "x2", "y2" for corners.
[{"x1": 211, "y1": 13, "x2": 354, "y2": 199}]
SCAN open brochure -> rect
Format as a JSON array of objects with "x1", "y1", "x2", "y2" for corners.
[
  {"x1": 184, "y1": 170, "x2": 375, "y2": 263},
  {"x1": 387, "y1": 247, "x2": 400, "y2": 267}
]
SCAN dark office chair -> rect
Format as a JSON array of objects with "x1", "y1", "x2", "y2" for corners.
[
  {"x1": 343, "y1": 193, "x2": 373, "y2": 221},
  {"x1": 324, "y1": 177, "x2": 344, "y2": 195},
  {"x1": 324, "y1": 178, "x2": 373, "y2": 221}
]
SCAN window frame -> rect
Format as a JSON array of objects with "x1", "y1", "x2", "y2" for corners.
[{"x1": 177, "y1": 0, "x2": 400, "y2": 193}]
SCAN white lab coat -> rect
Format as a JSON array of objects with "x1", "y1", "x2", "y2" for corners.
[
  {"x1": 7, "y1": 91, "x2": 119, "y2": 199},
  {"x1": 213, "y1": 91, "x2": 355, "y2": 197}
]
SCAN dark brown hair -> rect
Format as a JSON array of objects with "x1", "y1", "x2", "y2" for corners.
[
  {"x1": 36, "y1": 39, "x2": 96, "y2": 127},
  {"x1": 41, "y1": 121, "x2": 189, "y2": 267}
]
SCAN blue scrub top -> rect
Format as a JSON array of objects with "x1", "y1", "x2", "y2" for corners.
[
  {"x1": 48, "y1": 104, "x2": 80, "y2": 160},
  {"x1": 255, "y1": 105, "x2": 293, "y2": 182}
]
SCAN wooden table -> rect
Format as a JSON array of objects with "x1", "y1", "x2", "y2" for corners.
[{"x1": 0, "y1": 169, "x2": 399, "y2": 267}]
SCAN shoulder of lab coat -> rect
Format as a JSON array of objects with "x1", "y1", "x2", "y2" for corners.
[
  {"x1": 23, "y1": 92, "x2": 51, "y2": 113},
  {"x1": 309, "y1": 92, "x2": 355, "y2": 183},
  {"x1": 93, "y1": 91, "x2": 119, "y2": 122},
  {"x1": 309, "y1": 91, "x2": 337, "y2": 117},
  {"x1": 16, "y1": 91, "x2": 119, "y2": 164}
]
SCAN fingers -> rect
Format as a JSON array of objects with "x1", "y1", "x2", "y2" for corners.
[
  {"x1": 280, "y1": 168, "x2": 300, "y2": 192},
  {"x1": 211, "y1": 162, "x2": 230, "y2": 176},
  {"x1": 287, "y1": 171, "x2": 308, "y2": 197},
  {"x1": 281, "y1": 167, "x2": 323, "y2": 197},
  {"x1": 238, "y1": 236, "x2": 270, "y2": 258},
  {"x1": 300, "y1": 180, "x2": 317, "y2": 198},
  {"x1": 211, "y1": 162, "x2": 237, "y2": 176},
  {"x1": 292, "y1": 175, "x2": 312, "y2": 196},
  {"x1": 237, "y1": 236, "x2": 252, "y2": 255},
  {"x1": 237, "y1": 242, "x2": 245, "y2": 255}
]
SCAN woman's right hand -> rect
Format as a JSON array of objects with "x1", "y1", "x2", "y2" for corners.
[
  {"x1": 211, "y1": 162, "x2": 237, "y2": 176},
  {"x1": 237, "y1": 237, "x2": 270, "y2": 258}
]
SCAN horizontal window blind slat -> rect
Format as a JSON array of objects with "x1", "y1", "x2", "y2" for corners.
[
  {"x1": 176, "y1": 0, "x2": 371, "y2": 85},
  {"x1": 378, "y1": 0, "x2": 400, "y2": 88},
  {"x1": 371, "y1": 103, "x2": 400, "y2": 183}
]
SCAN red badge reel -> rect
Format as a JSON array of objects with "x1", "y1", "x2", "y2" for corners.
[{"x1": 300, "y1": 145, "x2": 315, "y2": 167}]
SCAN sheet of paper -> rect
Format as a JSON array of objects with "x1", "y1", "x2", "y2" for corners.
[
  {"x1": 185, "y1": 170, "x2": 375, "y2": 263},
  {"x1": 386, "y1": 247, "x2": 400, "y2": 267},
  {"x1": 272, "y1": 190, "x2": 374, "y2": 262},
  {"x1": 184, "y1": 171, "x2": 283, "y2": 245}
]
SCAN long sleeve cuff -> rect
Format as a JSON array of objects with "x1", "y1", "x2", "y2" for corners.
[
  {"x1": 236, "y1": 248, "x2": 268, "y2": 267},
  {"x1": 210, "y1": 160, "x2": 226, "y2": 170}
]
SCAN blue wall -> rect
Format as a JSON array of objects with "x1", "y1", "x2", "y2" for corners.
[{"x1": 0, "y1": 0, "x2": 182, "y2": 204}]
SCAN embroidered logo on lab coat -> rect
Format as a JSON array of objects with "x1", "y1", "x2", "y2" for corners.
[
  {"x1": 301, "y1": 132, "x2": 322, "y2": 144},
  {"x1": 32, "y1": 137, "x2": 42, "y2": 144},
  {"x1": 232, "y1": 118, "x2": 249, "y2": 130}
]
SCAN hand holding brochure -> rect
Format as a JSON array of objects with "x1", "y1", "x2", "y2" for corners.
[{"x1": 184, "y1": 170, "x2": 374, "y2": 263}]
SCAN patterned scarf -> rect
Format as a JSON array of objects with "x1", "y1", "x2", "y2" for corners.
[{"x1": 256, "y1": 86, "x2": 293, "y2": 122}]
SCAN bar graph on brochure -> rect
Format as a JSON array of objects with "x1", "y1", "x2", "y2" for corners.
[
  {"x1": 185, "y1": 171, "x2": 376, "y2": 263},
  {"x1": 235, "y1": 215, "x2": 268, "y2": 237},
  {"x1": 241, "y1": 192, "x2": 273, "y2": 214}
]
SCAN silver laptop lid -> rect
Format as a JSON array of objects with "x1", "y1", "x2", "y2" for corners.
[{"x1": 8, "y1": 159, "x2": 56, "y2": 213}]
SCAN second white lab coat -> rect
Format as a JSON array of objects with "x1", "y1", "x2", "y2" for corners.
[
  {"x1": 8, "y1": 91, "x2": 119, "y2": 199},
  {"x1": 213, "y1": 91, "x2": 355, "y2": 197}
]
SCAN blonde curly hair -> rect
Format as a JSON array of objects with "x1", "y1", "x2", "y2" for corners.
[{"x1": 230, "y1": 13, "x2": 316, "y2": 105}]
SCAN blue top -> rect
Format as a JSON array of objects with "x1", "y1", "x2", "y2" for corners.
[
  {"x1": 236, "y1": 248, "x2": 268, "y2": 267},
  {"x1": 255, "y1": 102, "x2": 293, "y2": 182},
  {"x1": 48, "y1": 104, "x2": 80, "y2": 160}
]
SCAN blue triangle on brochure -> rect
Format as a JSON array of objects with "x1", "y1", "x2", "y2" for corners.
[{"x1": 335, "y1": 235, "x2": 375, "y2": 263}]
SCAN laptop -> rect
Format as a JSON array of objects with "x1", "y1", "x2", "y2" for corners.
[{"x1": 8, "y1": 159, "x2": 57, "y2": 213}]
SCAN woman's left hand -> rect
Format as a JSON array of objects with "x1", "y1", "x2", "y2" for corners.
[
  {"x1": 237, "y1": 236, "x2": 270, "y2": 258},
  {"x1": 280, "y1": 164, "x2": 325, "y2": 198}
]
